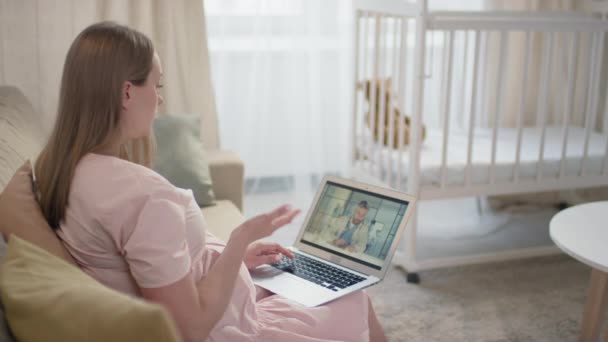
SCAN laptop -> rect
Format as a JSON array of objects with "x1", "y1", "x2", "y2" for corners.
[{"x1": 251, "y1": 175, "x2": 416, "y2": 307}]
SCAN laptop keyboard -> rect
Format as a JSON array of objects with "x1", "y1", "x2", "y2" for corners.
[{"x1": 271, "y1": 252, "x2": 366, "y2": 292}]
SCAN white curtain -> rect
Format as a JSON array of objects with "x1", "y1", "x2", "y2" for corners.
[
  {"x1": 204, "y1": 0, "x2": 354, "y2": 193},
  {"x1": 0, "y1": 0, "x2": 219, "y2": 149}
]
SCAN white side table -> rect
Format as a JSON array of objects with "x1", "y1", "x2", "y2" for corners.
[{"x1": 550, "y1": 201, "x2": 608, "y2": 342}]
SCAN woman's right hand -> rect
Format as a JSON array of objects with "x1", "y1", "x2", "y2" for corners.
[{"x1": 230, "y1": 204, "x2": 301, "y2": 246}]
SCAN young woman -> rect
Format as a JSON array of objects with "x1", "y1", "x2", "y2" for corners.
[{"x1": 35, "y1": 21, "x2": 387, "y2": 342}]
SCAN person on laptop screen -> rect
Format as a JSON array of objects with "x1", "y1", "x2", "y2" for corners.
[{"x1": 326, "y1": 200, "x2": 370, "y2": 253}]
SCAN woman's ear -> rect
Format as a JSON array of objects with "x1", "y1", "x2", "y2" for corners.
[{"x1": 122, "y1": 81, "x2": 132, "y2": 110}]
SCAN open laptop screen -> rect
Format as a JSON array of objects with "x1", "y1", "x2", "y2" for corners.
[{"x1": 300, "y1": 181, "x2": 410, "y2": 270}]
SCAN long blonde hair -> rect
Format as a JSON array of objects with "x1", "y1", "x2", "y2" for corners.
[{"x1": 36, "y1": 21, "x2": 155, "y2": 229}]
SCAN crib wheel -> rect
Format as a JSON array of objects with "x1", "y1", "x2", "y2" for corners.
[{"x1": 406, "y1": 273, "x2": 420, "y2": 284}]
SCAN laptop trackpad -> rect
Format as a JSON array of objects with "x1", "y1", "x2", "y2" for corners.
[
  {"x1": 251, "y1": 265, "x2": 334, "y2": 307},
  {"x1": 250, "y1": 265, "x2": 284, "y2": 278}
]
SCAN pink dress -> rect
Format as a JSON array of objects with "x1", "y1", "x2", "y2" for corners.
[{"x1": 58, "y1": 154, "x2": 370, "y2": 341}]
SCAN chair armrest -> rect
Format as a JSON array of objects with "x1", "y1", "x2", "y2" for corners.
[{"x1": 207, "y1": 150, "x2": 244, "y2": 212}]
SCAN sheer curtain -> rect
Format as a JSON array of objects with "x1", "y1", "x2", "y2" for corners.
[{"x1": 204, "y1": 0, "x2": 354, "y2": 195}]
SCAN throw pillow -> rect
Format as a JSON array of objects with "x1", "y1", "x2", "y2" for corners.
[
  {"x1": 0, "y1": 236, "x2": 181, "y2": 342},
  {"x1": 0, "y1": 237, "x2": 16, "y2": 342},
  {"x1": 0, "y1": 161, "x2": 75, "y2": 264},
  {"x1": 153, "y1": 114, "x2": 215, "y2": 207}
]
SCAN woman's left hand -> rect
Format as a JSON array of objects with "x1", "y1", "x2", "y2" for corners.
[{"x1": 243, "y1": 241, "x2": 294, "y2": 270}]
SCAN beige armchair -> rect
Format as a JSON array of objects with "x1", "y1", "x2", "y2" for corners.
[
  {"x1": 207, "y1": 150, "x2": 244, "y2": 212},
  {"x1": 203, "y1": 150, "x2": 245, "y2": 242}
]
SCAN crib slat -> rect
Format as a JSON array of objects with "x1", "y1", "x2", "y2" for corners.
[
  {"x1": 440, "y1": 30, "x2": 454, "y2": 189},
  {"x1": 513, "y1": 31, "x2": 531, "y2": 183},
  {"x1": 425, "y1": 31, "x2": 436, "y2": 79},
  {"x1": 604, "y1": 122, "x2": 608, "y2": 175},
  {"x1": 551, "y1": 34, "x2": 564, "y2": 128},
  {"x1": 489, "y1": 32, "x2": 508, "y2": 184},
  {"x1": 587, "y1": 31, "x2": 604, "y2": 175},
  {"x1": 559, "y1": 32, "x2": 578, "y2": 179},
  {"x1": 604, "y1": 59, "x2": 608, "y2": 136},
  {"x1": 536, "y1": 33, "x2": 554, "y2": 181},
  {"x1": 580, "y1": 32, "x2": 596, "y2": 176},
  {"x1": 581, "y1": 32, "x2": 604, "y2": 177},
  {"x1": 458, "y1": 31, "x2": 469, "y2": 129},
  {"x1": 377, "y1": 17, "x2": 388, "y2": 181},
  {"x1": 360, "y1": 13, "x2": 370, "y2": 88},
  {"x1": 407, "y1": 9, "x2": 428, "y2": 198},
  {"x1": 479, "y1": 30, "x2": 490, "y2": 129},
  {"x1": 604, "y1": 17, "x2": 608, "y2": 135},
  {"x1": 397, "y1": 17, "x2": 408, "y2": 191},
  {"x1": 603, "y1": 128, "x2": 608, "y2": 174},
  {"x1": 438, "y1": 31, "x2": 449, "y2": 129},
  {"x1": 360, "y1": 12, "x2": 373, "y2": 172},
  {"x1": 602, "y1": 21, "x2": 608, "y2": 174},
  {"x1": 352, "y1": 11, "x2": 362, "y2": 172},
  {"x1": 360, "y1": 12, "x2": 371, "y2": 174},
  {"x1": 465, "y1": 30, "x2": 481, "y2": 187},
  {"x1": 385, "y1": 17, "x2": 400, "y2": 188},
  {"x1": 603, "y1": 68, "x2": 608, "y2": 174},
  {"x1": 579, "y1": 32, "x2": 594, "y2": 176},
  {"x1": 368, "y1": 14, "x2": 380, "y2": 177}
]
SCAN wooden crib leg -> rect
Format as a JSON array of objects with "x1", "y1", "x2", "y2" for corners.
[
  {"x1": 396, "y1": 264, "x2": 421, "y2": 284},
  {"x1": 406, "y1": 273, "x2": 420, "y2": 284}
]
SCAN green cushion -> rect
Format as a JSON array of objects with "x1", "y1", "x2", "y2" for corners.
[
  {"x1": 0, "y1": 236, "x2": 181, "y2": 342},
  {"x1": 153, "y1": 114, "x2": 215, "y2": 207}
]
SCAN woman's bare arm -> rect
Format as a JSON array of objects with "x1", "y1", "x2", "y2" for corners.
[
  {"x1": 140, "y1": 234, "x2": 248, "y2": 341},
  {"x1": 140, "y1": 205, "x2": 300, "y2": 341}
]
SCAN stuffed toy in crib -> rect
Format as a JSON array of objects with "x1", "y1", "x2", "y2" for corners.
[{"x1": 363, "y1": 78, "x2": 426, "y2": 148}]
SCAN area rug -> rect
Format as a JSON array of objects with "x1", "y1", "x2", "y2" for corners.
[{"x1": 367, "y1": 255, "x2": 591, "y2": 341}]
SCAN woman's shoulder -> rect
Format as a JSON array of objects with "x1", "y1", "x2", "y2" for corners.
[
  {"x1": 76, "y1": 152, "x2": 165, "y2": 183},
  {"x1": 66, "y1": 154, "x2": 195, "y2": 252},
  {"x1": 71, "y1": 153, "x2": 186, "y2": 211}
]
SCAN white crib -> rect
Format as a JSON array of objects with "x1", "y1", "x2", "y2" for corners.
[{"x1": 351, "y1": 0, "x2": 608, "y2": 281}]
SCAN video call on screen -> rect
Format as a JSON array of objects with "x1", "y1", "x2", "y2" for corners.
[{"x1": 301, "y1": 182, "x2": 408, "y2": 270}]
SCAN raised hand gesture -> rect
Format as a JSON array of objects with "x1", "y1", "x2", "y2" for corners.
[{"x1": 230, "y1": 204, "x2": 301, "y2": 246}]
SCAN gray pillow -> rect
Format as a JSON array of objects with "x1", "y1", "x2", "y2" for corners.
[{"x1": 153, "y1": 114, "x2": 215, "y2": 207}]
